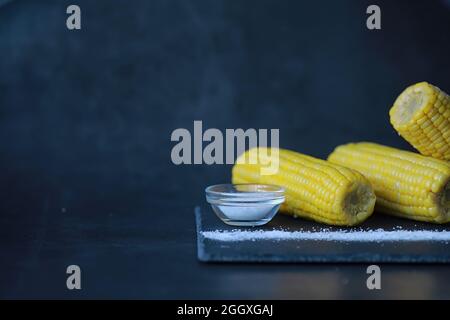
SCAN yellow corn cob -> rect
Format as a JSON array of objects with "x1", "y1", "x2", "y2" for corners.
[
  {"x1": 232, "y1": 148, "x2": 376, "y2": 226},
  {"x1": 328, "y1": 142, "x2": 450, "y2": 223},
  {"x1": 389, "y1": 82, "x2": 450, "y2": 160}
]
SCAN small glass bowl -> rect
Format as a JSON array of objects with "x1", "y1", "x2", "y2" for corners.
[{"x1": 205, "y1": 184, "x2": 285, "y2": 226}]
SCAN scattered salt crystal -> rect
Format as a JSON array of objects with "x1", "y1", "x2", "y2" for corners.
[{"x1": 201, "y1": 229, "x2": 450, "y2": 243}]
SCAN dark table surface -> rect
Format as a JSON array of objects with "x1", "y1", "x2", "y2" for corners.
[{"x1": 1, "y1": 0, "x2": 450, "y2": 299}]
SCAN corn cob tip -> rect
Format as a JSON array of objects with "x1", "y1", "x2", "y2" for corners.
[
  {"x1": 439, "y1": 181, "x2": 450, "y2": 223},
  {"x1": 341, "y1": 182, "x2": 376, "y2": 225},
  {"x1": 389, "y1": 81, "x2": 450, "y2": 161},
  {"x1": 389, "y1": 81, "x2": 434, "y2": 127}
]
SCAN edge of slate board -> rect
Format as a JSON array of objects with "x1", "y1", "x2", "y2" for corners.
[{"x1": 195, "y1": 206, "x2": 450, "y2": 263}]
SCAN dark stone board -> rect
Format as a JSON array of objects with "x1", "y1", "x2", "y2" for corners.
[{"x1": 196, "y1": 206, "x2": 450, "y2": 263}]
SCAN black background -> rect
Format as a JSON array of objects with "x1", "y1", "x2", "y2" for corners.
[{"x1": 1, "y1": 0, "x2": 450, "y2": 299}]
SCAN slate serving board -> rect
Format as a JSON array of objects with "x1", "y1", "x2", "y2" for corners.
[{"x1": 195, "y1": 206, "x2": 450, "y2": 263}]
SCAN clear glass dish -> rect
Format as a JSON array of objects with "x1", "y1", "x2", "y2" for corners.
[{"x1": 205, "y1": 184, "x2": 285, "y2": 226}]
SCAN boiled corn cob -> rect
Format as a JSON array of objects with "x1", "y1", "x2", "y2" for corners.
[
  {"x1": 232, "y1": 148, "x2": 376, "y2": 226},
  {"x1": 389, "y1": 82, "x2": 450, "y2": 160},
  {"x1": 328, "y1": 142, "x2": 450, "y2": 223}
]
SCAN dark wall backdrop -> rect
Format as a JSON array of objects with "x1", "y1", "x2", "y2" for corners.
[{"x1": 0, "y1": 0, "x2": 449, "y2": 299}]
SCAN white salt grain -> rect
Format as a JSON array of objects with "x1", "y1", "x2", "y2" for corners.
[{"x1": 201, "y1": 229, "x2": 450, "y2": 243}]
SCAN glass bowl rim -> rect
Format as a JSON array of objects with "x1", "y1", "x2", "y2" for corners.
[{"x1": 205, "y1": 183, "x2": 285, "y2": 199}]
